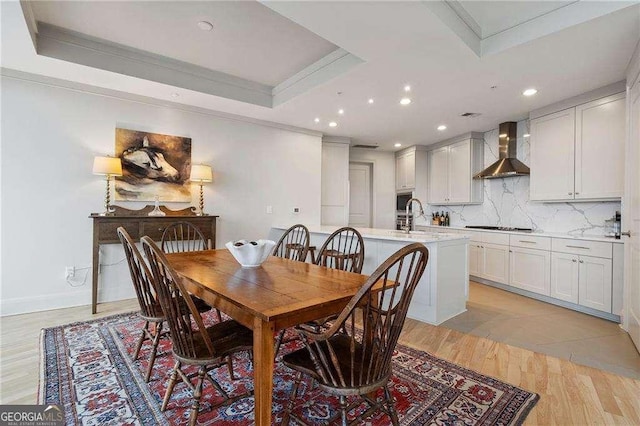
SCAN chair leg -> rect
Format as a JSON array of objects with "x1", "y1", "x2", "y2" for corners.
[
  {"x1": 144, "y1": 321, "x2": 163, "y2": 382},
  {"x1": 226, "y1": 355, "x2": 236, "y2": 380},
  {"x1": 384, "y1": 386, "x2": 399, "y2": 426},
  {"x1": 339, "y1": 395, "x2": 349, "y2": 426},
  {"x1": 213, "y1": 308, "x2": 222, "y2": 323},
  {"x1": 133, "y1": 321, "x2": 149, "y2": 359},
  {"x1": 282, "y1": 371, "x2": 302, "y2": 426},
  {"x1": 189, "y1": 366, "x2": 206, "y2": 426},
  {"x1": 274, "y1": 329, "x2": 286, "y2": 359},
  {"x1": 161, "y1": 361, "x2": 181, "y2": 412}
]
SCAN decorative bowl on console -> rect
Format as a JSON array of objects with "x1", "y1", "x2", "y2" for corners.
[{"x1": 225, "y1": 239, "x2": 276, "y2": 267}]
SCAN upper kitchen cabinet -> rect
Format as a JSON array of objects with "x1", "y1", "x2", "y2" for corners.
[
  {"x1": 427, "y1": 133, "x2": 483, "y2": 205},
  {"x1": 395, "y1": 146, "x2": 428, "y2": 200},
  {"x1": 530, "y1": 89, "x2": 625, "y2": 202}
]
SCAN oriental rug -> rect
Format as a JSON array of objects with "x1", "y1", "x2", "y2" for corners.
[{"x1": 39, "y1": 312, "x2": 538, "y2": 425}]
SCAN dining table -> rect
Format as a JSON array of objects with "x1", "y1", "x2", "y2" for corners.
[{"x1": 165, "y1": 248, "x2": 372, "y2": 426}]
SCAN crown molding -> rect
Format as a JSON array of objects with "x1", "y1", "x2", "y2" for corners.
[
  {"x1": 322, "y1": 136, "x2": 351, "y2": 145},
  {"x1": 1, "y1": 67, "x2": 323, "y2": 138}
]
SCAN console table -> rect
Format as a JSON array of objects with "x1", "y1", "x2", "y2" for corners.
[{"x1": 89, "y1": 205, "x2": 218, "y2": 314}]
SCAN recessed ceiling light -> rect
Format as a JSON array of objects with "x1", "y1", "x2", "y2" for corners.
[
  {"x1": 437, "y1": 125, "x2": 447, "y2": 131},
  {"x1": 523, "y1": 133, "x2": 530, "y2": 138},
  {"x1": 404, "y1": 85, "x2": 411, "y2": 92},
  {"x1": 499, "y1": 133, "x2": 507, "y2": 138},
  {"x1": 394, "y1": 143, "x2": 402, "y2": 147},
  {"x1": 314, "y1": 118, "x2": 320, "y2": 123},
  {"x1": 197, "y1": 21, "x2": 214, "y2": 31},
  {"x1": 338, "y1": 109, "x2": 344, "y2": 115},
  {"x1": 400, "y1": 98, "x2": 412, "y2": 105},
  {"x1": 523, "y1": 88, "x2": 538, "y2": 96},
  {"x1": 368, "y1": 98, "x2": 374, "y2": 104},
  {"x1": 329, "y1": 121, "x2": 338, "y2": 127}
]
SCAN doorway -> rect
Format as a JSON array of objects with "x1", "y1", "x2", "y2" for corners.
[{"x1": 349, "y1": 162, "x2": 372, "y2": 228}]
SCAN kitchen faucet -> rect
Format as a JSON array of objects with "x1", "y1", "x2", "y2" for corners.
[{"x1": 403, "y1": 198, "x2": 425, "y2": 233}]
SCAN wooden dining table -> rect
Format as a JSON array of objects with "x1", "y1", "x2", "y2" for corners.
[{"x1": 165, "y1": 249, "x2": 371, "y2": 426}]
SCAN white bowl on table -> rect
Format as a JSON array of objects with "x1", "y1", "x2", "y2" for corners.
[{"x1": 225, "y1": 239, "x2": 276, "y2": 267}]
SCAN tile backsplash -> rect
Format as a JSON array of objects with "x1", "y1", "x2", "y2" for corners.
[{"x1": 420, "y1": 121, "x2": 621, "y2": 236}]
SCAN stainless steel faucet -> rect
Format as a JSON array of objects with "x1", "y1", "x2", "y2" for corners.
[{"x1": 403, "y1": 198, "x2": 425, "y2": 233}]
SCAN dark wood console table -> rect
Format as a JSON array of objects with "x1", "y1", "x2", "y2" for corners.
[{"x1": 89, "y1": 205, "x2": 218, "y2": 314}]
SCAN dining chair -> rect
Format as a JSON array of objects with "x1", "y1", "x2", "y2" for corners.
[
  {"x1": 160, "y1": 221, "x2": 221, "y2": 322},
  {"x1": 117, "y1": 227, "x2": 167, "y2": 382},
  {"x1": 118, "y1": 227, "x2": 214, "y2": 382},
  {"x1": 160, "y1": 221, "x2": 210, "y2": 253},
  {"x1": 281, "y1": 242, "x2": 429, "y2": 426},
  {"x1": 141, "y1": 236, "x2": 253, "y2": 426},
  {"x1": 272, "y1": 224, "x2": 310, "y2": 262},
  {"x1": 274, "y1": 227, "x2": 365, "y2": 356}
]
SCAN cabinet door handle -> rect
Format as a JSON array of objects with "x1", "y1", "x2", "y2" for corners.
[
  {"x1": 568, "y1": 192, "x2": 573, "y2": 195},
  {"x1": 575, "y1": 192, "x2": 580, "y2": 195},
  {"x1": 519, "y1": 240, "x2": 536, "y2": 244},
  {"x1": 566, "y1": 245, "x2": 590, "y2": 249},
  {"x1": 572, "y1": 259, "x2": 577, "y2": 262},
  {"x1": 579, "y1": 260, "x2": 584, "y2": 263},
  {"x1": 621, "y1": 231, "x2": 632, "y2": 238},
  {"x1": 509, "y1": 250, "x2": 512, "y2": 253}
]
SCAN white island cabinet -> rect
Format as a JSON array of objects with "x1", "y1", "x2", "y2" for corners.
[{"x1": 269, "y1": 226, "x2": 469, "y2": 325}]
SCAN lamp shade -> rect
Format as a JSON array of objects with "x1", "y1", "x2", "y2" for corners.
[
  {"x1": 190, "y1": 164, "x2": 212, "y2": 182},
  {"x1": 92, "y1": 156, "x2": 122, "y2": 176}
]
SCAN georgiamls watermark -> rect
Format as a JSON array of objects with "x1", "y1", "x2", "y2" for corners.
[{"x1": 0, "y1": 405, "x2": 64, "y2": 426}]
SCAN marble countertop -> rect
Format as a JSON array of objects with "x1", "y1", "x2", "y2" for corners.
[
  {"x1": 272, "y1": 225, "x2": 469, "y2": 243},
  {"x1": 416, "y1": 225, "x2": 624, "y2": 244}
]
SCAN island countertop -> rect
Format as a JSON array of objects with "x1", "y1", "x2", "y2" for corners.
[{"x1": 272, "y1": 225, "x2": 469, "y2": 244}]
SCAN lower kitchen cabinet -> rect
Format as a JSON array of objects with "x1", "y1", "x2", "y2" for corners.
[
  {"x1": 469, "y1": 242, "x2": 509, "y2": 283},
  {"x1": 551, "y1": 253, "x2": 612, "y2": 313},
  {"x1": 510, "y1": 247, "x2": 551, "y2": 296}
]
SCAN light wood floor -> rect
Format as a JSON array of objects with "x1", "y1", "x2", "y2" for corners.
[{"x1": 2, "y1": 297, "x2": 640, "y2": 425}]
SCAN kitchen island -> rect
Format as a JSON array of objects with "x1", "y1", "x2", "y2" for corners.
[{"x1": 269, "y1": 225, "x2": 469, "y2": 325}]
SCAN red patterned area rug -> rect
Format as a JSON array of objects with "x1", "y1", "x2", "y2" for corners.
[{"x1": 39, "y1": 312, "x2": 538, "y2": 425}]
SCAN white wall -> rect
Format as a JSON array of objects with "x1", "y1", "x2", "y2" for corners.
[
  {"x1": 0, "y1": 76, "x2": 322, "y2": 315},
  {"x1": 321, "y1": 140, "x2": 349, "y2": 226},
  {"x1": 349, "y1": 148, "x2": 395, "y2": 229}
]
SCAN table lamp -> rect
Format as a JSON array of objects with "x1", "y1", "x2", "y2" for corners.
[
  {"x1": 190, "y1": 164, "x2": 212, "y2": 216},
  {"x1": 93, "y1": 156, "x2": 123, "y2": 216}
]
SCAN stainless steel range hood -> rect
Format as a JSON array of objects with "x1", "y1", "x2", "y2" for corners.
[{"x1": 474, "y1": 122, "x2": 530, "y2": 179}]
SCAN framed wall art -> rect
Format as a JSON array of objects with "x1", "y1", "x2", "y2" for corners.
[{"x1": 114, "y1": 128, "x2": 192, "y2": 202}]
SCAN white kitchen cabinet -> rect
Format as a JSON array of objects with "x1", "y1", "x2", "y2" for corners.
[
  {"x1": 510, "y1": 247, "x2": 551, "y2": 296},
  {"x1": 482, "y1": 243, "x2": 510, "y2": 283},
  {"x1": 530, "y1": 92, "x2": 625, "y2": 202},
  {"x1": 427, "y1": 135, "x2": 483, "y2": 205},
  {"x1": 530, "y1": 108, "x2": 575, "y2": 201},
  {"x1": 396, "y1": 150, "x2": 416, "y2": 191},
  {"x1": 550, "y1": 252, "x2": 579, "y2": 303},
  {"x1": 578, "y1": 256, "x2": 612, "y2": 312},
  {"x1": 469, "y1": 243, "x2": 481, "y2": 276},
  {"x1": 575, "y1": 93, "x2": 626, "y2": 200},
  {"x1": 550, "y1": 252, "x2": 612, "y2": 313}
]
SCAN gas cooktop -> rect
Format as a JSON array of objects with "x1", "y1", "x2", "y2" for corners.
[{"x1": 465, "y1": 225, "x2": 533, "y2": 233}]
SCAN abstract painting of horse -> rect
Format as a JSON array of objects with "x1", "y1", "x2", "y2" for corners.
[{"x1": 114, "y1": 128, "x2": 191, "y2": 202}]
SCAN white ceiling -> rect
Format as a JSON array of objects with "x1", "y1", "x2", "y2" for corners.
[
  {"x1": 2, "y1": 1, "x2": 639, "y2": 151},
  {"x1": 457, "y1": 1, "x2": 576, "y2": 38}
]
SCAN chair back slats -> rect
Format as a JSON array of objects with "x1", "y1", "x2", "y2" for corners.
[
  {"x1": 117, "y1": 227, "x2": 160, "y2": 319},
  {"x1": 315, "y1": 227, "x2": 364, "y2": 273},
  {"x1": 272, "y1": 224, "x2": 310, "y2": 262},
  {"x1": 161, "y1": 221, "x2": 208, "y2": 254},
  {"x1": 141, "y1": 236, "x2": 216, "y2": 359},
  {"x1": 300, "y1": 243, "x2": 428, "y2": 390}
]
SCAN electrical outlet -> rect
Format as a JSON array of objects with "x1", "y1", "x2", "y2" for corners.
[
  {"x1": 266, "y1": 205, "x2": 273, "y2": 214},
  {"x1": 65, "y1": 266, "x2": 75, "y2": 279}
]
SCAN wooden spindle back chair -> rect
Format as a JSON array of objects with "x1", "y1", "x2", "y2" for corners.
[
  {"x1": 117, "y1": 227, "x2": 166, "y2": 382},
  {"x1": 141, "y1": 236, "x2": 253, "y2": 426},
  {"x1": 272, "y1": 224, "x2": 310, "y2": 262},
  {"x1": 161, "y1": 221, "x2": 209, "y2": 254},
  {"x1": 314, "y1": 227, "x2": 365, "y2": 272},
  {"x1": 282, "y1": 242, "x2": 429, "y2": 426}
]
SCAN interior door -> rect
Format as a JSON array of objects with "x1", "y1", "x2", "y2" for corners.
[
  {"x1": 625, "y1": 73, "x2": 640, "y2": 351},
  {"x1": 348, "y1": 163, "x2": 372, "y2": 228}
]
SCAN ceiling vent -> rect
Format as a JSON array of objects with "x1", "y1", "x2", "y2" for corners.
[
  {"x1": 460, "y1": 112, "x2": 481, "y2": 117},
  {"x1": 352, "y1": 144, "x2": 379, "y2": 149}
]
